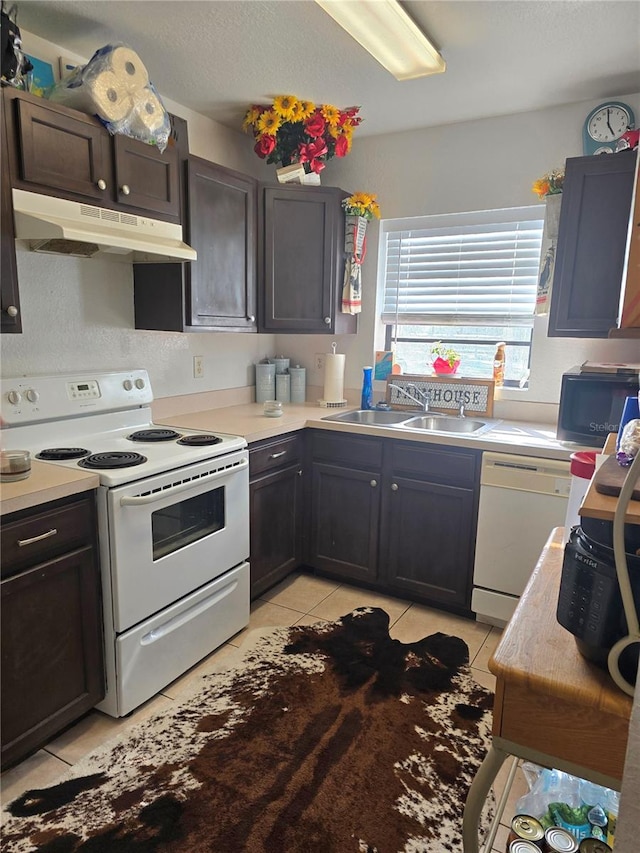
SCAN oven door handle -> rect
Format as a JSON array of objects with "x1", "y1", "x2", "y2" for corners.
[{"x1": 119, "y1": 458, "x2": 248, "y2": 507}]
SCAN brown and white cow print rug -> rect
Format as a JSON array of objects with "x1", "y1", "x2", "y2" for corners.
[{"x1": 2, "y1": 607, "x2": 495, "y2": 852}]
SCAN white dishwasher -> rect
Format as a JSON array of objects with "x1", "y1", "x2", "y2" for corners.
[{"x1": 472, "y1": 451, "x2": 571, "y2": 626}]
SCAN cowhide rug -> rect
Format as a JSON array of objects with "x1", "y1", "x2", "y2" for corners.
[{"x1": 2, "y1": 607, "x2": 495, "y2": 852}]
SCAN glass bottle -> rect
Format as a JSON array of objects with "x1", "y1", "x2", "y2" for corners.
[
  {"x1": 493, "y1": 342, "x2": 506, "y2": 387},
  {"x1": 361, "y1": 366, "x2": 373, "y2": 410}
]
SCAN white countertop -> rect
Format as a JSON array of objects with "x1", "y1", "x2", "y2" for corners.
[{"x1": 157, "y1": 401, "x2": 591, "y2": 462}]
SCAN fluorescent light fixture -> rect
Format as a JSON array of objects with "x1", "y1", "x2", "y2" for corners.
[{"x1": 316, "y1": 0, "x2": 445, "y2": 81}]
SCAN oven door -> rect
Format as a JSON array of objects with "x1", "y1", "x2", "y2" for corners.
[{"x1": 106, "y1": 448, "x2": 249, "y2": 632}]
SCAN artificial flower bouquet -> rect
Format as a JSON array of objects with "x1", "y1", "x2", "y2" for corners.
[
  {"x1": 243, "y1": 95, "x2": 362, "y2": 174},
  {"x1": 532, "y1": 168, "x2": 565, "y2": 199},
  {"x1": 342, "y1": 192, "x2": 381, "y2": 220}
]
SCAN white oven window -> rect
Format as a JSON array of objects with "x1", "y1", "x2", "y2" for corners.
[{"x1": 151, "y1": 486, "x2": 225, "y2": 560}]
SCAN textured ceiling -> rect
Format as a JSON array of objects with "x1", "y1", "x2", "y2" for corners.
[{"x1": 13, "y1": 0, "x2": 640, "y2": 137}]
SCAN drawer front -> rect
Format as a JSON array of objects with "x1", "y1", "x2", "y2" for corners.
[
  {"x1": 310, "y1": 430, "x2": 383, "y2": 470},
  {"x1": 386, "y1": 440, "x2": 479, "y2": 488},
  {"x1": 250, "y1": 433, "x2": 302, "y2": 478},
  {"x1": 1, "y1": 497, "x2": 95, "y2": 577}
]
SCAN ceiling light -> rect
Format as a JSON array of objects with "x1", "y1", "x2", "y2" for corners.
[{"x1": 316, "y1": 0, "x2": 445, "y2": 81}]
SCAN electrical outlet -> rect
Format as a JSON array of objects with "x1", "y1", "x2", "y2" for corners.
[
  {"x1": 315, "y1": 353, "x2": 325, "y2": 371},
  {"x1": 193, "y1": 356, "x2": 204, "y2": 379}
]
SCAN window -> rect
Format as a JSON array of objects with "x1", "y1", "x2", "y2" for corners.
[{"x1": 381, "y1": 206, "x2": 544, "y2": 387}]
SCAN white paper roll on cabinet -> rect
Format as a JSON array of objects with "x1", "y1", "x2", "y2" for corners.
[
  {"x1": 50, "y1": 70, "x2": 133, "y2": 122},
  {"x1": 323, "y1": 354, "x2": 345, "y2": 403},
  {"x1": 129, "y1": 89, "x2": 166, "y2": 135},
  {"x1": 103, "y1": 45, "x2": 149, "y2": 92}
]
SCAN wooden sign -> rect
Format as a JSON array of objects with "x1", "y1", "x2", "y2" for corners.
[{"x1": 385, "y1": 374, "x2": 495, "y2": 418}]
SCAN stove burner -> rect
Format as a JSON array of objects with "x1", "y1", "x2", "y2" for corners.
[
  {"x1": 128, "y1": 429, "x2": 182, "y2": 442},
  {"x1": 36, "y1": 448, "x2": 90, "y2": 461},
  {"x1": 79, "y1": 452, "x2": 147, "y2": 470},
  {"x1": 177, "y1": 434, "x2": 223, "y2": 447}
]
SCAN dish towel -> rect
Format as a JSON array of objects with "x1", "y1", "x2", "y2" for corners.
[{"x1": 341, "y1": 256, "x2": 362, "y2": 314}]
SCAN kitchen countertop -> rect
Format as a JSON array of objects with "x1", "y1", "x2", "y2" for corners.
[
  {"x1": 156, "y1": 401, "x2": 590, "y2": 462},
  {"x1": 0, "y1": 460, "x2": 99, "y2": 517}
]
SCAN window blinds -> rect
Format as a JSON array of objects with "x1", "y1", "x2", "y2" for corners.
[{"x1": 382, "y1": 206, "x2": 544, "y2": 326}]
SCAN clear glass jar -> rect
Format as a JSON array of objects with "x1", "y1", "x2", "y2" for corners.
[{"x1": 263, "y1": 400, "x2": 283, "y2": 418}]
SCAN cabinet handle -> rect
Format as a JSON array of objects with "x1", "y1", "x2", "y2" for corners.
[
  {"x1": 324, "y1": 317, "x2": 331, "y2": 325},
  {"x1": 18, "y1": 528, "x2": 58, "y2": 547},
  {"x1": 6, "y1": 305, "x2": 18, "y2": 317},
  {"x1": 391, "y1": 483, "x2": 399, "y2": 491},
  {"x1": 370, "y1": 479, "x2": 378, "y2": 487},
  {"x1": 97, "y1": 179, "x2": 107, "y2": 190},
  {"x1": 298, "y1": 469, "x2": 303, "y2": 476},
  {"x1": 269, "y1": 451, "x2": 287, "y2": 459},
  {"x1": 121, "y1": 184, "x2": 131, "y2": 196},
  {"x1": 247, "y1": 315, "x2": 255, "y2": 323}
]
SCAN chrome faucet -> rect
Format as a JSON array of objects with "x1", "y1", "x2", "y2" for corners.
[
  {"x1": 388, "y1": 383, "x2": 431, "y2": 412},
  {"x1": 458, "y1": 402, "x2": 465, "y2": 418}
]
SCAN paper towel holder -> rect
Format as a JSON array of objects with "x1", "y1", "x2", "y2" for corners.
[{"x1": 318, "y1": 341, "x2": 348, "y2": 408}]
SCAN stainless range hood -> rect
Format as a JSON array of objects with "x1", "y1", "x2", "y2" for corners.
[{"x1": 12, "y1": 189, "x2": 197, "y2": 262}]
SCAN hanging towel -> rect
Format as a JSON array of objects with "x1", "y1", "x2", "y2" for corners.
[{"x1": 341, "y1": 257, "x2": 362, "y2": 314}]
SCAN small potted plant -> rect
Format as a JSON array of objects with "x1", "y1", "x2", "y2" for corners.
[{"x1": 430, "y1": 342, "x2": 461, "y2": 375}]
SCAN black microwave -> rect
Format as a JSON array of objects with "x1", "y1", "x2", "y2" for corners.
[{"x1": 557, "y1": 366, "x2": 639, "y2": 446}]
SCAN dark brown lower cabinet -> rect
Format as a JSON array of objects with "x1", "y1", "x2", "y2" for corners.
[
  {"x1": 306, "y1": 430, "x2": 480, "y2": 614},
  {"x1": 1, "y1": 493, "x2": 104, "y2": 768},
  {"x1": 249, "y1": 433, "x2": 304, "y2": 599}
]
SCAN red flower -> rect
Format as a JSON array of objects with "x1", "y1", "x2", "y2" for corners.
[
  {"x1": 309, "y1": 158, "x2": 326, "y2": 174},
  {"x1": 299, "y1": 139, "x2": 328, "y2": 164},
  {"x1": 254, "y1": 135, "x2": 276, "y2": 158},
  {"x1": 304, "y1": 112, "x2": 326, "y2": 138},
  {"x1": 334, "y1": 135, "x2": 349, "y2": 158}
]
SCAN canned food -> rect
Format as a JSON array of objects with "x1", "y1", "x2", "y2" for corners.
[
  {"x1": 509, "y1": 840, "x2": 542, "y2": 853},
  {"x1": 544, "y1": 826, "x2": 579, "y2": 852},
  {"x1": 578, "y1": 840, "x2": 612, "y2": 853},
  {"x1": 511, "y1": 815, "x2": 545, "y2": 843}
]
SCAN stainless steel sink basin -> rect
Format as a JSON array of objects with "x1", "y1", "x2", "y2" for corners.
[
  {"x1": 323, "y1": 409, "x2": 411, "y2": 425},
  {"x1": 403, "y1": 415, "x2": 490, "y2": 434}
]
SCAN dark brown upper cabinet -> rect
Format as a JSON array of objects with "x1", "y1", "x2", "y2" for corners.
[
  {"x1": 1, "y1": 89, "x2": 20, "y2": 334},
  {"x1": 259, "y1": 183, "x2": 357, "y2": 334},
  {"x1": 4, "y1": 87, "x2": 180, "y2": 222},
  {"x1": 548, "y1": 151, "x2": 636, "y2": 337},
  {"x1": 134, "y1": 156, "x2": 257, "y2": 332}
]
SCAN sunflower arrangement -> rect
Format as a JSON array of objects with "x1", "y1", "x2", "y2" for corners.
[
  {"x1": 243, "y1": 95, "x2": 362, "y2": 174},
  {"x1": 532, "y1": 168, "x2": 565, "y2": 199},
  {"x1": 342, "y1": 192, "x2": 381, "y2": 220}
]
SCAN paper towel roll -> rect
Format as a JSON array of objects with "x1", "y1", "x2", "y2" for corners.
[
  {"x1": 128, "y1": 88, "x2": 166, "y2": 135},
  {"x1": 103, "y1": 45, "x2": 149, "y2": 92},
  {"x1": 323, "y1": 354, "x2": 346, "y2": 403},
  {"x1": 50, "y1": 69, "x2": 133, "y2": 122}
]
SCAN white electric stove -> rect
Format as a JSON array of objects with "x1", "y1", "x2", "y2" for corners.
[{"x1": 1, "y1": 370, "x2": 250, "y2": 716}]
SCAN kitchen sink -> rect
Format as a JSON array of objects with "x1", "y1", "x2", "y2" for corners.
[
  {"x1": 402, "y1": 415, "x2": 492, "y2": 434},
  {"x1": 323, "y1": 409, "x2": 415, "y2": 426}
]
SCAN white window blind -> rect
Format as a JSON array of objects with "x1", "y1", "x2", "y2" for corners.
[{"x1": 382, "y1": 206, "x2": 544, "y2": 326}]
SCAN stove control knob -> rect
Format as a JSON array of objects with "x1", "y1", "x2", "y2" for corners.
[
  {"x1": 135, "y1": 378, "x2": 145, "y2": 390},
  {"x1": 25, "y1": 389, "x2": 39, "y2": 403},
  {"x1": 123, "y1": 379, "x2": 133, "y2": 391},
  {"x1": 7, "y1": 390, "x2": 21, "y2": 405}
]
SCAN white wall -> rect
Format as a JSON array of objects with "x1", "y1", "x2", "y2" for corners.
[{"x1": 2, "y1": 30, "x2": 638, "y2": 413}]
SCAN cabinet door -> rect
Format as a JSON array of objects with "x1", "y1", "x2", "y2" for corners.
[
  {"x1": 186, "y1": 157, "x2": 257, "y2": 330},
  {"x1": 1, "y1": 91, "x2": 20, "y2": 333},
  {"x1": 260, "y1": 184, "x2": 356, "y2": 334},
  {"x1": 380, "y1": 475, "x2": 475, "y2": 610},
  {"x1": 1, "y1": 547, "x2": 105, "y2": 767},
  {"x1": 548, "y1": 152, "x2": 636, "y2": 337},
  {"x1": 113, "y1": 134, "x2": 180, "y2": 220},
  {"x1": 309, "y1": 461, "x2": 380, "y2": 583},
  {"x1": 11, "y1": 94, "x2": 113, "y2": 203},
  {"x1": 250, "y1": 464, "x2": 302, "y2": 599}
]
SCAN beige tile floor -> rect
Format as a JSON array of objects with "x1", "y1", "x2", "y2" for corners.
[{"x1": 1, "y1": 572, "x2": 525, "y2": 851}]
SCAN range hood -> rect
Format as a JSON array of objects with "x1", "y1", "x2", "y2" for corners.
[{"x1": 12, "y1": 189, "x2": 197, "y2": 262}]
